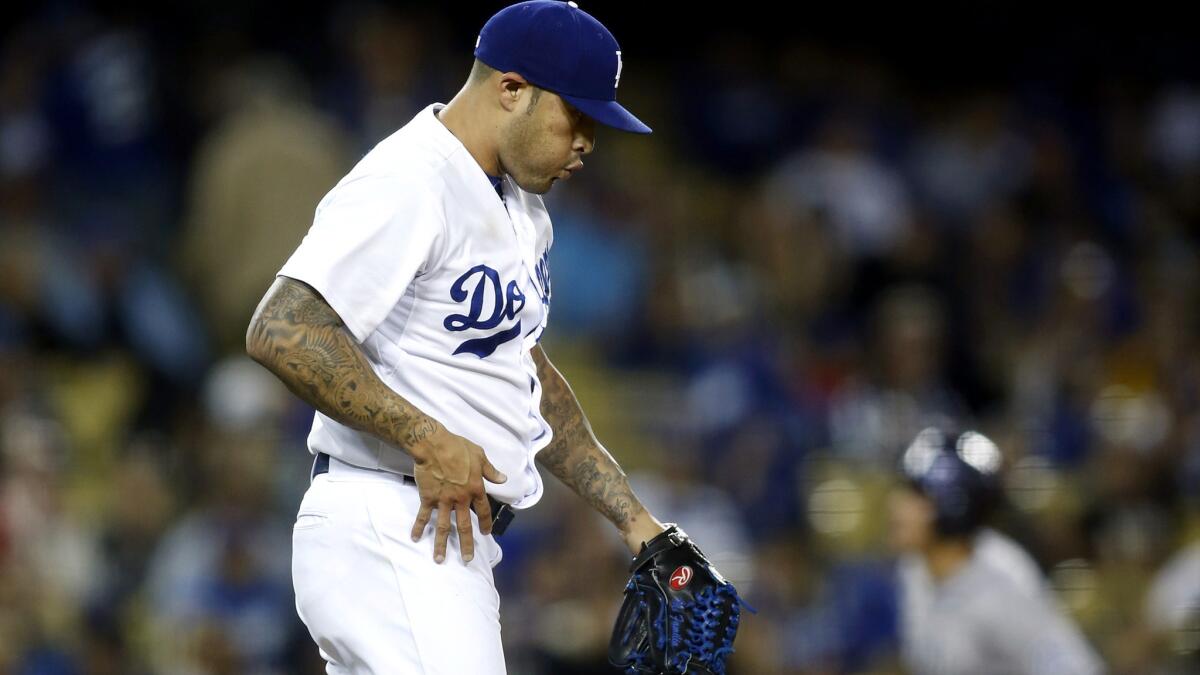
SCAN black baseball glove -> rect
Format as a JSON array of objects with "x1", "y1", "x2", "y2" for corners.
[{"x1": 609, "y1": 524, "x2": 750, "y2": 674}]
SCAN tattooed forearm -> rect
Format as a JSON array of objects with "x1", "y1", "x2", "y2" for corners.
[
  {"x1": 246, "y1": 276, "x2": 438, "y2": 453},
  {"x1": 571, "y1": 456, "x2": 637, "y2": 528},
  {"x1": 533, "y1": 345, "x2": 646, "y2": 532}
]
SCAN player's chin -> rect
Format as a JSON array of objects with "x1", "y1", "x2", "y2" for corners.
[{"x1": 526, "y1": 177, "x2": 556, "y2": 195}]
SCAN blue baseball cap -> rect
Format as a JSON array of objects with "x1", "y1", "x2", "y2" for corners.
[{"x1": 474, "y1": 1, "x2": 652, "y2": 135}]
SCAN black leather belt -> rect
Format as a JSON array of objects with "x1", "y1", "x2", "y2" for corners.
[{"x1": 311, "y1": 452, "x2": 514, "y2": 536}]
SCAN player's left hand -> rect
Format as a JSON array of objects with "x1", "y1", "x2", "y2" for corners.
[{"x1": 609, "y1": 524, "x2": 750, "y2": 674}]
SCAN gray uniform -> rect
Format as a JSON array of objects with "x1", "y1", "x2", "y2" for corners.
[{"x1": 899, "y1": 529, "x2": 1105, "y2": 675}]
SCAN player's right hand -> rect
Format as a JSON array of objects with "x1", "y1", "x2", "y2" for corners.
[{"x1": 408, "y1": 420, "x2": 507, "y2": 564}]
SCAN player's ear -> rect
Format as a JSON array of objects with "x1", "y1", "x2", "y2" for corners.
[{"x1": 497, "y1": 72, "x2": 528, "y2": 113}]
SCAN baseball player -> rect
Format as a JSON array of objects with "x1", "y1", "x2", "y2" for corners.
[
  {"x1": 890, "y1": 426, "x2": 1105, "y2": 675},
  {"x1": 245, "y1": 2, "x2": 672, "y2": 673}
]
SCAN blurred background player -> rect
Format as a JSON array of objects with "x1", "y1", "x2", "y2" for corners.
[{"x1": 890, "y1": 426, "x2": 1105, "y2": 675}]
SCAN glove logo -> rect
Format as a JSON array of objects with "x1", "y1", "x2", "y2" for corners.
[{"x1": 669, "y1": 565, "x2": 693, "y2": 590}]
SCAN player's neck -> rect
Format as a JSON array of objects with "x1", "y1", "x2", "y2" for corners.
[
  {"x1": 436, "y1": 93, "x2": 503, "y2": 178},
  {"x1": 923, "y1": 538, "x2": 973, "y2": 582}
]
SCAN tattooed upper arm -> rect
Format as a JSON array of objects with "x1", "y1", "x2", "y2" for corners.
[
  {"x1": 246, "y1": 276, "x2": 341, "y2": 348},
  {"x1": 245, "y1": 276, "x2": 356, "y2": 407},
  {"x1": 245, "y1": 276, "x2": 438, "y2": 450},
  {"x1": 532, "y1": 344, "x2": 598, "y2": 471},
  {"x1": 245, "y1": 276, "x2": 349, "y2": 381}
]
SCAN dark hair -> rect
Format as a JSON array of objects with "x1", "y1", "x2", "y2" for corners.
[{"x1": 526, "y1": 87, "x2": 542, "y2": 113}]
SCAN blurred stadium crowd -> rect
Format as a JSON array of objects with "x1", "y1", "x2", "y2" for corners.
[{"x1": 1, "y1": 2, "x2": 1199, "y2": 674}]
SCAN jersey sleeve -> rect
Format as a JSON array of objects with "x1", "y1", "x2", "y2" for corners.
[
  {"x1": 982, "y1": 595, "x2": 1106, "y2": 675},
  {"x1": 279, "y1": 171, "x2": 445, "y2": 342}
]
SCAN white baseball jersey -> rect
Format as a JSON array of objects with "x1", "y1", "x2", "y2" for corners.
[
  {"x1": 279, "y1": 102, "x2": 554, "y2": 508},
  {"x1": 898, "y1": 529, "x2": 1105, "y2": 675}
]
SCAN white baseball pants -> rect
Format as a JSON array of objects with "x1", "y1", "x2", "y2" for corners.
[{"x1": 292, "y1": 455, "x2": 507, "y2": 674}]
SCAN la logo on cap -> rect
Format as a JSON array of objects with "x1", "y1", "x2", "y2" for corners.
[{"x1": 473, "y1": 0, "x2": 652, "y2": 134}]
